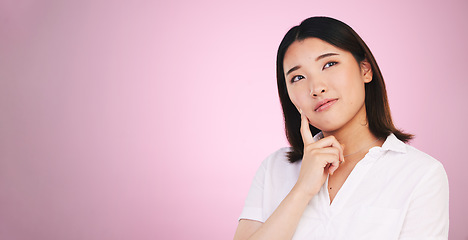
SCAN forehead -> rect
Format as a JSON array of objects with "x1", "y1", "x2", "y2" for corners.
[{"x1": 283, "y1": 38, "x2": 349, "y2": 67}]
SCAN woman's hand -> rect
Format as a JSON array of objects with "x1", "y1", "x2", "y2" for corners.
[
  {"x1": 293, "y1": 110, "x2": 344, "y2": 198},
  {"x1": 234, "y1": 111, "x2": 345, "y2": 240}
]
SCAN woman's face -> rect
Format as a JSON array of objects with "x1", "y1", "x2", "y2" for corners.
[{"x1": 283, "y1": 37, "x2": 373, "y2": 134}]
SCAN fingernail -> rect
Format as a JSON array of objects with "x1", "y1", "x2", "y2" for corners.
[{"x1": 299, "y1": 109, "x2": 303, "y2": 114}]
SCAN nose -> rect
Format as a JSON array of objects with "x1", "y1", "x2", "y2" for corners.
[
  {"x1": 309, "y1": 80, "x2": 327, "y2": 97},
  {"x1": 310, "y1": 88, "x2": 325, "y2": 96}
]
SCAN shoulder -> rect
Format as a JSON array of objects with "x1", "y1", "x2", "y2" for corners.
[
  {"x1": 377, "y1": 136, "x2": 448, "y2": 192},
  {"x1": 259, "y1": 147, "x2": 301, "y2": 181},
  {"x1": 373, "y1": 134, "x2": 448, "y2": 190},
  {"x1": 391, "y1": 143, "x2": 445, "y2": 174},
  {"x1": 402, "y1": 144, "x2": 447, "y2": 181},
  {"x1": 381, "y1": 134, "x2": 445, "y2": 172},
  {"x1": 261, "y1": 147, "x2": 296, "y2": 168}
]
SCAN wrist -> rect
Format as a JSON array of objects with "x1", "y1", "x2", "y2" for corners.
[{"x1": 291, "y1": 184, "x2": 317, "y2": 202}]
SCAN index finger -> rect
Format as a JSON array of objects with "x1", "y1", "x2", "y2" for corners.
[{"x1": 300, "y1": 109, "x2": 315, "y2": 145}]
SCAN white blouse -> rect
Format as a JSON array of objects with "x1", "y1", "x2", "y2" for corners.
[{"x1": 239, "y1": 133, "x2": 449, "y2": 239}]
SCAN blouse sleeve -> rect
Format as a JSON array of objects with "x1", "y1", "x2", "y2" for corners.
[
  {"x1": 399, "y1": 162, "x2": 449, "y2": 240},
  {"x1": 238, "y1": 160, "x2": 267, "y2": 223}
]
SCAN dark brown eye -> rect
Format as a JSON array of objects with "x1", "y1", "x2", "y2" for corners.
[
  {"x1": 323, "y1": 62, "x2": 338, "y2": 69},
  {"x1": 291, "y1": 75, "x2": 305, "y2": 83}
]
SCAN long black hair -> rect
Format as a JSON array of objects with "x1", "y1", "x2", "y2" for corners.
[{"x1": 276, "y1": 16, "x2": 413, "y2": 163}]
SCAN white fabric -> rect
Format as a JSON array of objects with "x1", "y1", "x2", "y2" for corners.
[{"x1": 239, "y1": 133, "x2": 449, "y2": 239}]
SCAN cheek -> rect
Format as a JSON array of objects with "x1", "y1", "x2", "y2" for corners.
[
  {"x1": 343, "y1": 80, "x2": 366, "y2": 108},
  {"x1": 288, "y1": 88, "x2": 311, "y2": 111},
  {"x1": 335, "y1": 70, "x2": 365, "y2": 99}
]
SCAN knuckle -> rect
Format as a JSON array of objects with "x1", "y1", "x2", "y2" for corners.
[
  {"x1": 328, "y1": 152, "x2": 339, "y2": 159},
  {"x1": 332, "y1": 148, "x2": 340, "y2": 155}
]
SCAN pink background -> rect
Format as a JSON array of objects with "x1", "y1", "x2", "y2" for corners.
[{"x1": 1, "y1": 0, "x2": 467, "y2": 239}]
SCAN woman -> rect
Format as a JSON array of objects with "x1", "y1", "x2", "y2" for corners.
[{"x1": 234, "y1": 17, "x2": 449, "y2": 240}]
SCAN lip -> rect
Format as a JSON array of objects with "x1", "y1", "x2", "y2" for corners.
[{"x1": 314, "y1": 98, "x2": 338, "y2": 112}]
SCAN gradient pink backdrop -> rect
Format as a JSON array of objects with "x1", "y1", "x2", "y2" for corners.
[{"x1": 1, "y1": 0, "x2": 467, "y2": 239}]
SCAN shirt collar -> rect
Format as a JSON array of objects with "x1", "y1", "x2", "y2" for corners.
[
  {"x1": 312, "y1": 132, "x2": 407, "y2": 154},
  {"x1": 381, "y1": 133, "x2": 407, "y2": 153},
  {"x1": 312, "y1": 131, "x2": 324, "y2": 142}
]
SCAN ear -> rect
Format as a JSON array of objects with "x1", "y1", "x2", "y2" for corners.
[{"x1": 360, "y1": 59, "x2": 373, "y2": 83}]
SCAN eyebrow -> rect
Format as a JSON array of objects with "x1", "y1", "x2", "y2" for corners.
[
  {"x1": 285, "y1": 52, "x2": 340, "y2": 76},
  {"x1": 316, "y1": 52, "x2": 339, "y2": 61},
  {"x1": 286, "y1": 65, "x2": 301, "y2": 76}
]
